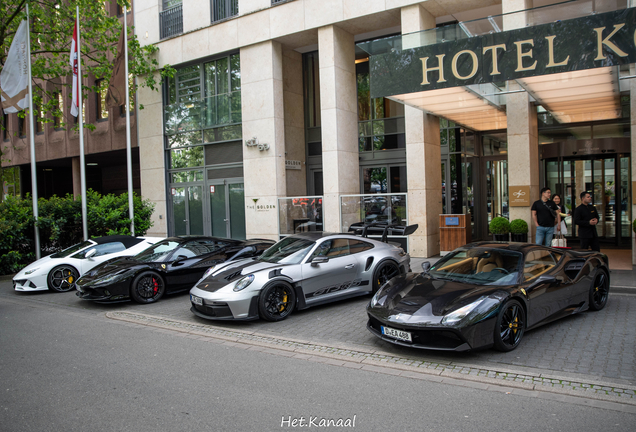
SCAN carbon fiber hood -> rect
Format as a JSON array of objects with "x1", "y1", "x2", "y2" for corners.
[
  {"x1": 371, "y1": 273, "x2": 505, "y2": 320},
  {"x1": 194, "y1": 258, "x2": 294, "y2": 293}
]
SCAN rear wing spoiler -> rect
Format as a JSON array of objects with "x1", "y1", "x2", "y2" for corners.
[{"x1": 348, "y1": 222, "x2": 419, "y2": 243}]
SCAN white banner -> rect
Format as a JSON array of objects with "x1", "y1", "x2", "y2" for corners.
[
  {"x1": 70, "y1": 21, "x2": 79, "y2": 117},
  {"x1": 0, "y1": 20, "x2": 29, "y2": 114}
]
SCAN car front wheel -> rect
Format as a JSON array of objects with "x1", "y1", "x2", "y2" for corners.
[
  {"x1": 130, "y1": 271, "x2": 165, "y2": 304},
  {"x1": 47, "y1": 265, "x2": 79, "y2": 292},
  {"x1": 493, "y1": 299, "x2": 525, "y2": 352},
  {"x1": 258, "y1": 281, "x2": 296, "y2": 322}
]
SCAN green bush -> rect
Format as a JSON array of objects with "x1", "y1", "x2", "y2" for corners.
[
  {"x1": 633, "y1": 218, "x2": 636, "y2": 234},
  {"x1": 510, "y1": 219, "x2": 529, "y2": 234},
  {"x1": 489, "y1": 217, "x2": 510, "y2": 235},
  {"x1": 0, "y1": 190, "x2": 154, "y2": 275}
]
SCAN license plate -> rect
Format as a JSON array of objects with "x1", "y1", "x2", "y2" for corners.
[
  {"x1": 190, "y1": 295, "x2": 203, "y2": 306},
  {"x1": 381, "y1": 325, "x2": 412, "y2": 342}
]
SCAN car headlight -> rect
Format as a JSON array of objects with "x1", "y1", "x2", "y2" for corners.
[
  {"x1": 24, "y1": 267, "x2": 39, "y2": 275},
  {"x1": 201, "y1": 265, "x2": 216, "y2": 280},
  {"x1": 441, "y1": 296, "x2": 488, "y2": 326},
  {"x1": 233, "y1": 274, "x2": 254, "y2": 292},
  {"x1": 370, "y1": 283, "x2": 390, "y2": 307}
]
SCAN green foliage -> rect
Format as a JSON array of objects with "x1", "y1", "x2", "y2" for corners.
[
  {"x1": 509, "y1": 219, "x2": 529, "y2": 234},
  {"x1": 489, "y1": 217, "x2": 510, "y2": 235},
  {"x1": 632, "y1": 218, "x2": 636, "y2": 234},
  {"x1": 1, "y1": 0, "x2": 175, "y2": 134},
  {"x1": 0, "y1": 190, "x2": 154, "y2": 275}
]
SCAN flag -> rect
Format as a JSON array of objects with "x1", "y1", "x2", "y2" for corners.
[
  {"x1": 106, "y1": 24, "x2": 126, "y2": 107},
  {"x1": 0, "y1": 20, "x2": 30, "y2": 114},
  {"x1": 70, "y1": 21, "x2": 79, "y2": 117}
]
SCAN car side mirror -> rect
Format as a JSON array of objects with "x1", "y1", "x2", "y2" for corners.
[
  {"x1": 421, "y1": 262, "x2": 431, "y2": 273},
  {"x1": 311, "y1": 256, "x2": 329, "y2": 265},
  {"x1": 85, "y1": 249, "x2": 97, "y2": 259},
  {"x1": 172, "y1": 255, "x2": 189, "y2": 266}
]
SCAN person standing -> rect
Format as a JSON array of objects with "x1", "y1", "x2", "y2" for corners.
[
  {"x1": 552, "y1": 194, "x2": 569, "y2": 235},
  {"x1": 574, "y1": 191, "x2": 600, "y2": 252},
  {"x1": 531, "y1": 187, "x2": 561, "y2": 246}
]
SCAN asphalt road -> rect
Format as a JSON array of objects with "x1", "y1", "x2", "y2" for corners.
[{"x1": 1, "y1": 292, "x2": 636, "y2": 431}]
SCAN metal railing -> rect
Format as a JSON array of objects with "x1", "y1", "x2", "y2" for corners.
[{"x1": 160, "y1": 4, "x2": 183, "y2": 39}]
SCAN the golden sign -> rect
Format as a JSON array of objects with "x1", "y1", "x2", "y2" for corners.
[{"x1": 509, "y1": 186, "x2": 531, "y2": 207}]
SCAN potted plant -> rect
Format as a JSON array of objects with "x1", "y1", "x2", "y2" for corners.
[
  {"x1": 510, "y1": 219, "x2": 529, "y2": 242},
  {"x1": 489, "y1": 217, "x2": 510, "y2": 241}
]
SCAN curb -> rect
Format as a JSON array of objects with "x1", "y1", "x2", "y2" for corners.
[{"x1": 106, "y1": 311, "x2": 636, "y2": 410}]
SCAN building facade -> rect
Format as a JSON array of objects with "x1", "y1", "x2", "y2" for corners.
[
  {"x1": 134, "y1": 0, "x2": 636, "y2": 261},
  {"x1": 1, "y1": 1, "x2": 140, "y2": 201}
]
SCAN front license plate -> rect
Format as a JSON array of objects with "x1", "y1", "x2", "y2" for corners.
[
  {"x1": 190, "y1": 295, "x2": 203, "y2": 306},
  {"x1": 381, "y1": 326, "x2": 412, "y2": 342}
]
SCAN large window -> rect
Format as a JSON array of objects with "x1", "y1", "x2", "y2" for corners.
[
  {"x1": 160, "y1": 0, "x2": 183, "y2": 39},
  {"x1": 356, "y1": 60, "x2": 405, "y2": 153},
  {"x1": 212, "y1": 0, "x2": 238, "y2": 22}
]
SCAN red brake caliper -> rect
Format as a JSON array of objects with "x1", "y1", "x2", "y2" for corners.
[{"x1": 153, "y1": 278, "x2": 158, "y2": 294}]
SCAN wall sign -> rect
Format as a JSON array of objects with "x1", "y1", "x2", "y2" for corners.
[
  {"x1": 368, "y1": 8, "x2": 636, "y2": 97},
  {"x1": 509, "y1": 186, "x2": 531, "y2": 207},
  {"x1": 210, "y1": 185, "x2": 215, "y2": 193},
  {"x1": 285, "y1": 160, "x2": 302, "y2": 170},
  {"x1": 445, "y1": 217, "x2": 459, "y2": 226}
]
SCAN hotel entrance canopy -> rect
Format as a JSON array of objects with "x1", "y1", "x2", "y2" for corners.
[{"x1": 357, "y1": 1, "x2": 635, "y2": 131}]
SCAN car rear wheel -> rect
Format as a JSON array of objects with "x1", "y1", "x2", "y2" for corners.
[
  {"x1": 372, "y1": 261, "x2": 400, "y2": 294},
  {"x1": 493, "y1": 299, "x2": 525, "y2": 352},
  {"x1": 130, "y1": 271, "x2": 165, "y2": 304},
  {"x1": 589, "y1": 270, "x2": 609, "y2": 311},
  {"x1": 258, "y1": 281, "x2": 296, "y2": 322},
  {"x1": 47, "y1": 265, "x2": 79, "y2": 292}
]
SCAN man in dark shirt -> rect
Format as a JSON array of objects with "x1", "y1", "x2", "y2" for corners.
[
  {"x1": 574, "y1": 191, "x2": 600, "y2": 252},
  {"x1": 531, "y1": 187, "x2": 560, "y2": 246}
]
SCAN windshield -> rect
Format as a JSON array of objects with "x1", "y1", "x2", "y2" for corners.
[
  {"x1": 259, "y1": 237, "x2": 315, "y2": 264},
  {"x1": 51, "y1": 241, "x2": 93, "y2": 258},
  {"x1": 134, "y1": 240, "x2": 181, "y2": 263},
  {"x1": 429, "y1": 248, "x2": 523, "y2": 286}
]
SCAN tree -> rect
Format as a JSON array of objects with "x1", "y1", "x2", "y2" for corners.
[{"x1": 0, "y1": 0, "x2": 174, "y2": 131}]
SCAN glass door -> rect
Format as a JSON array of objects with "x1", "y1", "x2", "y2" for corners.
[
  {"x1": 170, "y1": 184, "x2": 204, "y2": 235},
  {"x1": 208, "y1": 179, "x2": 245, "y2": 239},
  {"x1": 545, "y1": 155, "x2": 631, "y2": 246}
]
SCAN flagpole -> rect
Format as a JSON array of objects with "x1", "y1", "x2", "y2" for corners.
[
  {"x1": 25, "y1": 3, "x2": 41, "y2": 260},
  {"x1": 76, "y1": 6, "x2": 88, "y2": 241},
  {"x1": 123, "y1": 7, "x2": 134, "y2": 236}
]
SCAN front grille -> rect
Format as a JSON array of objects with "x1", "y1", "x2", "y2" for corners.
[
  {"x1": 368, "y1": 316, "x2": 465, "y2": 350},
  {"x1": 194, "y1": 303, "x2": 233, "y2": 319}
]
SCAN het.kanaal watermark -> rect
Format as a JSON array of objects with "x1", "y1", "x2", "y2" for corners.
[{"x1": 281, "y1": 415, "x2": 356, "y2": 428}]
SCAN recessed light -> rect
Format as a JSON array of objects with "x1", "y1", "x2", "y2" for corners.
[{"x1": 87, "y1": 163, "x2": 98, "y2": 166}]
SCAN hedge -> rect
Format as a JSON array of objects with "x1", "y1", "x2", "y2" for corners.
[{"x1": 0, "y1": 190, "x2": 154, "y2": 275}]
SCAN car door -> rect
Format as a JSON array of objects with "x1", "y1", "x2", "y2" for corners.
[
  {"x1": 523, "y1": 249, "x2": 571, "y2": 327},
  {"x1": 300, "y1": 238, "x2": 362, "y2": 305},
  {"x1": 165, "y1": 240, "x2": 224, "y2": 291}
]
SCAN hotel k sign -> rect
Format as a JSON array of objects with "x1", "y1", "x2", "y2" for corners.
[{"x1": 369, "y1": 8, "x2": 636, "y2": 97}]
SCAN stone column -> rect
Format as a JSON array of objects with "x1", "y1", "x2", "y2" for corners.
[
  {"x1": 241, "y1": 41, "x2": 286, "y2": 241},
  {"x1": 402, "y1": 4, "x2": 442, "y2": 257},
  {"x1": 283, "y1": 47, "x2": 306, "y2": 197},
  {"x1": 137, "y1": 72, "x2": 168, "y2": 237},
  {"x1": 72, "y1": 157, "x2": 81, "y2": 198},
  {"x1": 504, "y1": 0, "x2": 539, "y2": 241},
  {"x1": 318, "y1": 26, "x2": 359, "y2": 233}
]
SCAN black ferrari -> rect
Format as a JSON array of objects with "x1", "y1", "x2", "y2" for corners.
[
  {"x1": 367, "y1": 242, "x2": 610, "y2": 352},
  {"x1": 75, "y1": 236, "x2": 274, "y2": 303}
]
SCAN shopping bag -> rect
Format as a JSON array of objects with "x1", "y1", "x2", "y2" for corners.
[{"x1": 551, "y1": 233, "x2": 568, "y2": 248}]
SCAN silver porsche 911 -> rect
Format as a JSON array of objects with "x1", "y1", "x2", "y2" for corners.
[{"x1": 189, "y1": 225, "x2": 416, "y2": 322}]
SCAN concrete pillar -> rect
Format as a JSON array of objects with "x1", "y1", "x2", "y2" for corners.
[
  {"x1": 318, "y1": 25, "x2": 359, "y2": 233},
  {"x1": 137, "y1": 72, "x2": 168, "y2": 237},
  {"x1": 401, "y1": 4, "x2": 442, "y2": 257},
  {"x1": 504, "y1": 0, "x2": 540, "y2": 241},
  {"x1": 241, "y1": 41, "x2": 286, "y2": 240},
  {"x1": 283, "y1": 47, "x2": 306, "y2": 197},
  {"x1": 72, "y1": 157, "x2": 80, "y2": 198}
]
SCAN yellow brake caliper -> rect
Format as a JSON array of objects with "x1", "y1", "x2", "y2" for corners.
[
  {"x1": 279, "y1": 294, "x2": 288, "y2": 312},
  {"x1": 509, "y1": 316, "x2": 518, "y2": 334}
]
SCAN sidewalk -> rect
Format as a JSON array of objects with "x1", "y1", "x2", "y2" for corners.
[{"x1": 411, "y1": 254, "x2": 636, "y2": 295}]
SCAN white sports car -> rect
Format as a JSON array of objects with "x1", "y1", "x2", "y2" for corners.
[{"x1": 13, "y1": 235, "x2": 163, "y2": 293}]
